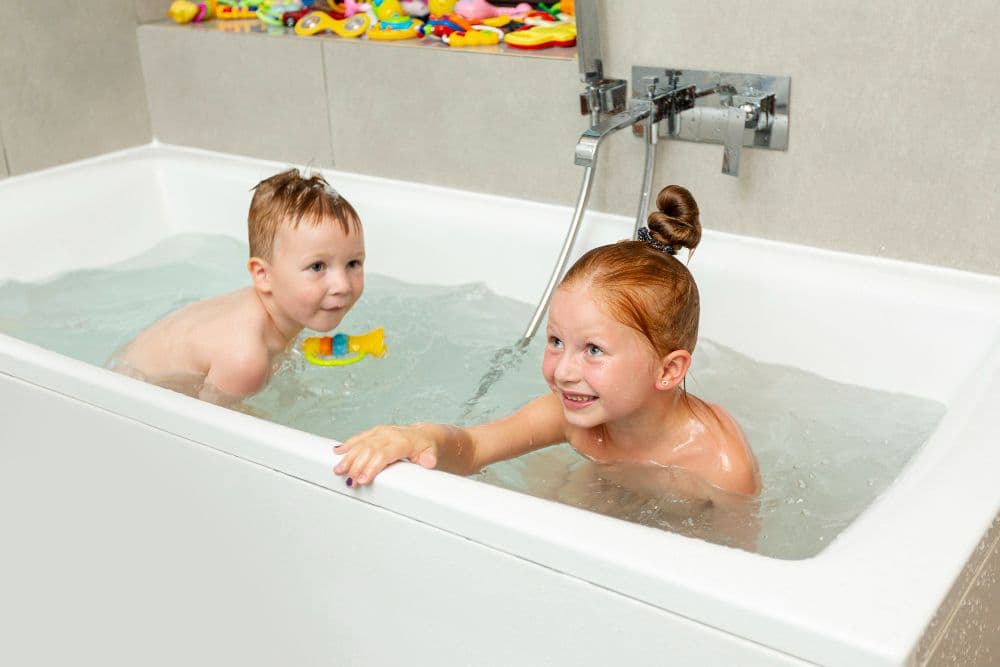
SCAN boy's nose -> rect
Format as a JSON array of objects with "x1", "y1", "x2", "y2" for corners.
[{"x1": 326, "y1": 269, "x2": 351, "y2": 295}]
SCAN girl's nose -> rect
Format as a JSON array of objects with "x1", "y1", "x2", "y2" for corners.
[{"x1": 553, "y1": 352, "x2": 581, "y2": 384}]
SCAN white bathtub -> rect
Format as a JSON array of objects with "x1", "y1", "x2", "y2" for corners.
[{"x1": 1, "y1": 144, "x2": 998, "y2": 666}]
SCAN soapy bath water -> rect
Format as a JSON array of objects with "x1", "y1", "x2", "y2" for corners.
[{"x1": 0, "y1": 234, "x2": 946, "y2": 559}]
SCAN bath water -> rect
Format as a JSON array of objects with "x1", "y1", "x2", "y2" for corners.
[{"x1": 0, "y1": 234, "x2": 945, "y2": 559}]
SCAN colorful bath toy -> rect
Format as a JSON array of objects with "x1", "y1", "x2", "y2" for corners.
[
  {"x1": 256, "y1": 1, "x2": 304, "y2": 26},
  {"x1": 401, "y1": 0, "x2": 429, "y2": 17},
  {"x1": 295, "y1": 10, "x2": 369, "y2": 36},
  {"x1": 367, "y1": 17, "x2": 424, "y2": 39},
  {"x1": 372, "y1": 0, "x2": 406, "y2": 19},
  {"x1": 283, "y1": 6, "x2": 345, "y2": 26},
  {"x1": 504, "y1": 21, "x2": 576, "y2": 49},
  {"x1": 215, "y1": 0, "x2": 259, "y2": 19},
  {"x1": 445, "y1": 25, "x2": 502, "y2": 46},
  {"x1": 454, "y1": 0, "x2": 530, "y2": 20},
  {"x1": 167, "y1": 0, "x2": 215, "y2": 23},
  {"x1": 427, "y1": 0, "x2": 456, "y2": 16},
  {"x1": 302, "y1": 328, "x2": 387, "y2": 366}
]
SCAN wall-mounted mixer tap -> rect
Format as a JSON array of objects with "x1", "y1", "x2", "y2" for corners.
[
  {"x1": 632, "y1": 67, "x2": 791, "y2": 177},
  {"x1": 574, "y1": 78, "x2": 696, "y2": 169}
]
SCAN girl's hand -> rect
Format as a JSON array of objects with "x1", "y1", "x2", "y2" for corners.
[{"x1": 333, "y1": 424, "x2": 440, "y2": 487}]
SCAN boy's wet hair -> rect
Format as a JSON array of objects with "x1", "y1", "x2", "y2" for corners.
[
  {"x1": 248, "y1": 168, "x2": 362, "y2": 260},
  {"x1": 561, "y1": 185, "x2": 702, "y2": 356}
]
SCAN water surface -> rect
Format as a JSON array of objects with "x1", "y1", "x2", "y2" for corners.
[{"x1": 0, "y1": 234, "x2": 945, "y2": 559}]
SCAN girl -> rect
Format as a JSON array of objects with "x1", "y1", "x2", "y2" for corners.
[{"x1": 333, "y1": 185, "x2": 760, "y2": 498}]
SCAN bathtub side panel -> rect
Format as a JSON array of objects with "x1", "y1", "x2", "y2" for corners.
[
  {"x1": 0, "y1": 373, "x2": 811, "y2": 667},
  {"x1": 920, "y1": 514, "x2": 1000, "y2": 667}
]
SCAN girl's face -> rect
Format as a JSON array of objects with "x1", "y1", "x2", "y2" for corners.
[
  {"x1": 266, "y1": 219, "x2": 365, "y2": 333},
  {"x1": 542, "y1": 284, "x2": 663, "y2": 429}
]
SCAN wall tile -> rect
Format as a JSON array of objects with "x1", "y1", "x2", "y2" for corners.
[
  {"x1": 136, "y1": 0, "x2": 170, "y2": 23},
  {"x1": 138, "y1": 24, "x2": 334, "y2": 167},
  {"x1": 322, "y1": 40, "x2": 583, "y2": 205},
  {"x1": 590, "y1": 0, "x2": 1000, "y2": 275},
  {"x1": 0, "y1": 0, "x2": 152, "y2": 175}
]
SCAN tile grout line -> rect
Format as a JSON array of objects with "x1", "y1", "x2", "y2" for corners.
[
  {"x1": 318, "y1": 41, "x2": 336, "y2": 170},
  {"x1": 0, "y1": 119, "x2": 10, "y2": 175}
]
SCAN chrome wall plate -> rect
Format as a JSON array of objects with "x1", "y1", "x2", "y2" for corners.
[{"x1": 631, "y1": 66, "x2": 790, "y2": 151}]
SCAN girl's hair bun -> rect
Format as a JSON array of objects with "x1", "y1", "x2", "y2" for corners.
[{"x1": 646, "y1": 185, "x2": 701, "y2": 252}]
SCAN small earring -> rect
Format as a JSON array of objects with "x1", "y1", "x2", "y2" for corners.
[{"x1": 661, "y1": 380, "x2": 668, "y2": 386}]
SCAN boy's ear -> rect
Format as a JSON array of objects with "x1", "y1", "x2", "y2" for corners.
[
  {"x1": 247, "y1": 257, "x2": 273, "y2": 294},
  {"x1": 657, "y1": 350, "x2": 692, "y2": 391}
]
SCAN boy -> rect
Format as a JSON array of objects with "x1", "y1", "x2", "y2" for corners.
[{"x1": 113, "y1": 169, "x2": 365, "y2": 405}]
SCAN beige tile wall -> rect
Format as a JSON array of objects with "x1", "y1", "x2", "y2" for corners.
[
  {"x1": 3, "y1": 2, "x2": 997, "y2": 275},
  {"x1": 321, "y1": 39, "x2": 582, "y2": 203},
  {"x1": 136, "y1": 0, "x2": 170, "y2": 23},
  {"x1": 594, "y1": 0, "x2": 1000, "y2": 274},
  {"x1": 138, "y1": 24, "x2": 335, "y2": 167},
  {"x1": 0, "y1": 1, "x2": 151, "y2": 176}
]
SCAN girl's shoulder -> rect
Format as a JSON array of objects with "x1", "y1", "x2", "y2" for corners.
[{"x1": 699, "y1": 400, "x2": 760, "y2": 496}]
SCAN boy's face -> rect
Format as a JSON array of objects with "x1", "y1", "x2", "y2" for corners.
[{"x1": 265, "y1": 219, "x2": 365, "y2": 333}]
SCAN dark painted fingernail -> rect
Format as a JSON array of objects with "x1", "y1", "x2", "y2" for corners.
[{"x1": 346, "y1": 477, "x2": 353, "y2": 487}]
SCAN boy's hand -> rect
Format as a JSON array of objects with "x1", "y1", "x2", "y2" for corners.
[{"x1": 333, "y1": 424, "x2": 439, "y2": 487}]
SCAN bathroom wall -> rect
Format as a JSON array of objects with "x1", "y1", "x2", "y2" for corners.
[
  {"x1": 136, "y1": 25, "x2": 582, "y2": 204},
  {"x1": 134, "y1": 3, "x2": 998, "y2": 276},
  {"x1": 595, "y1": 0, "x2": 1000, "y2": 276},
  {"x1": 1, "y1": 2, "x2": 996, "y2": 275},
  {"x1": 0, "y1": 2, "x2": 151, "y2": 177}
]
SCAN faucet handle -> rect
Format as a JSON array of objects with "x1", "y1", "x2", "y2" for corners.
[
  {"x1": 641, "y1": 75, "x2": 660, "y2": 98},
  {"x1": 579, "y1": 79, "x2": 628, "y2": 117},
  {"x1": 721, "y1": 105, "x2": 747, "y2": 177}
]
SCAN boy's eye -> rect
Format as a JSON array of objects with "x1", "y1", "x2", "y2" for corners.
[
  {"x1": 548, "y1": 336, "x2": 563, "y2": 349},
  {"x1": 586, "y1": 344, "x2": 603, "y2": 356},
  {"x1": 308, "y1": 262, "x2": 326, "y2": 272},
  {"x1": 347, "y1": 259, "x2": 363, "y2": 269}
]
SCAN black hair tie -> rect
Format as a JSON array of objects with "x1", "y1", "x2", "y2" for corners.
[{"x1": 637, "y1": 227, "x2": 677, "y2": 255}]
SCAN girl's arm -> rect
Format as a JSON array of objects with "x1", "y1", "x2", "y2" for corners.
[{"x1": 333, "y1": 392, "x2": 567, "y2": 486}]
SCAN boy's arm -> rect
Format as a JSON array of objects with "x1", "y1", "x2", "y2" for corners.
[
  {"x1": 200, "y1": 346, "x2": 271, "y2": 406},
  {"x1": 334, "y1": 392, "x2": 567, "y2": 486}
]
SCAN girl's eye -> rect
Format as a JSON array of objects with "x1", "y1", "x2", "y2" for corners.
[
  {"x1": 347, "y1": 259, "x2": 363, "y2": 269},
  {"x1": 309, "y1": 262, "x2": 326, "y2": 272},
  {"x1": 586, "y1": 344, "x2": 603, "y2": 356},
  {"x1": 548, "y1": 336, "x2": 563, "y2": 349}
]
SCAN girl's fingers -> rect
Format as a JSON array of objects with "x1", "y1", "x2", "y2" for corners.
[
  {"x1": 356, "y1": 452, "x2": 391, "y2": 486},
  {"x1": 414, "y1": 448, "x2": 438, "y2": 469}
]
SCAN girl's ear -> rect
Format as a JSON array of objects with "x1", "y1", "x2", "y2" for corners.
[
  {"x1": 248, "y1": 257, "x2": 273, "y2": 294},
  {"x1": 657, "y1": 350, "x2": 692, "y2": 391}
]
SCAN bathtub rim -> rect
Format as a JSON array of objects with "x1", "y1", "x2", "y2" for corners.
[{"x1": 3, "y1": 143, "x2": 1000, "y2": 666}]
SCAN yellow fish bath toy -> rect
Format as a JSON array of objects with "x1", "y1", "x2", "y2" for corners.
[{"x1": 302, "y1": 328, "x2": 387, "y2": 366}]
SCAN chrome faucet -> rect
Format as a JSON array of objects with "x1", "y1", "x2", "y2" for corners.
[{"x1": 575, "y1": 79, "x2": 696, "y2": 169}]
